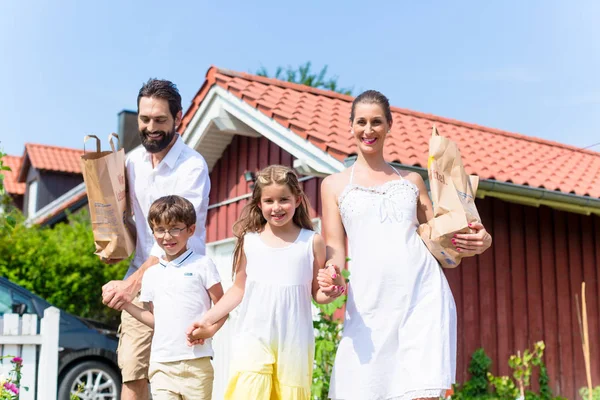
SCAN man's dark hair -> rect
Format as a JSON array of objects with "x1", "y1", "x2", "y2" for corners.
[{"x1": 137, "y1": 78, "x2": 182, "y2": 119}]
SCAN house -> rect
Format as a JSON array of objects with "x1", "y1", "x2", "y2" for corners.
[
  {"x1": 1, "y1": 110, "x2": 140, "y2": 225},
  {"x1": 2, "y1": 144, "x2": 85, "y2": 225},
  {"x1": 178, "y1": 66, "x2": 600, "y2": 399},
  {"x1": 4, "y1": 66, "x2": 598, "y2": 398}
]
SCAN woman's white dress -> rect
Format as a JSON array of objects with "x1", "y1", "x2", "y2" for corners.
[{"x1": 329, "y1": 165, "x2": 457, "y2": 400}]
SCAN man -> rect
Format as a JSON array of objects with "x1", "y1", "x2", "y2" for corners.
[{"x1": 102, "y1": 78, "x2": 210, "y2": 400}]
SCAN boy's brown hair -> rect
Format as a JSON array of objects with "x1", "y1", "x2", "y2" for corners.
[{"x1": 147, "y1": 195, "x2": 196, "y2": 229}]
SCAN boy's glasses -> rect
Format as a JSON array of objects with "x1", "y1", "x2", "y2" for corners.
[{"x1": 153, "y1": 227, "x2": 188, "y2": 238}]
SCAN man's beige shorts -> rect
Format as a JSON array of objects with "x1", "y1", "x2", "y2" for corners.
[
  {"x1": 149, "y1": 357, "x2": 214, "y2": 400},
  {"x1": 117, "y1": 295, "x2": 153, "y2": 382}
]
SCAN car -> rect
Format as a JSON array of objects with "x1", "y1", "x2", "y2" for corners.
[{"x1": 0, "y1": 277, "x2": 121, "y2": 399}]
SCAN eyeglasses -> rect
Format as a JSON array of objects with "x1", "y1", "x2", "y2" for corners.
[{"x1": 152, "y1": 226, "x2": 188, "y2": 238}]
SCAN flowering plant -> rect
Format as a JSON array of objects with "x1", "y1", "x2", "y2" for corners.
[{"x1": 0, "y1": 356, "x2": 27, "y2": 400}]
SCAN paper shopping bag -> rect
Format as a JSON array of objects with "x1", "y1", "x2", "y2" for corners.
[
  {"x1": 80, "y1": 133, "x2": 135, "y2": 259},
  {"x1": 417, "y1": 125, "x2": 481, "y2": 268}
]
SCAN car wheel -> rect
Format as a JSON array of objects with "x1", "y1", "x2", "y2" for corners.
[{"x1": 58, "y1": 360, "x2": 121, "y2": 400}]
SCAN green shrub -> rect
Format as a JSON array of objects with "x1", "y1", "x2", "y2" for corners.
[
  {"x1": 451, "y1": 348, "x2": 493, "y2": 399},
  {"x1": 311, "y1": 267, "x2": 350, "y2": 399},
  {"x1": 580, "y1": 386, "x2": 600, "y2": 400},
  {"x1": 0, "y1": 208, "x2": 129, "y2": 326},
  {"x1": 452, "y1": 342, "x2": 566, "y2": 400}
]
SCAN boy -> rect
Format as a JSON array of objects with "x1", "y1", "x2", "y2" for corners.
[{"x1": 124, "y1": 195, "x2": 225, "y2": 400}]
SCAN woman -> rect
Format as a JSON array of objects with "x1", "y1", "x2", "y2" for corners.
[{"x1": 319, "y1": 90, "x2": 492, "y2": 400}]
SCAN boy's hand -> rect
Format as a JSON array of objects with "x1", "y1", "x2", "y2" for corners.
[
  {"x1": 317, "y1": 264, "x2": 345, "y2": 298},
  {"x1": 185, "y1": 320, "x2": 216, "y2": 346}
]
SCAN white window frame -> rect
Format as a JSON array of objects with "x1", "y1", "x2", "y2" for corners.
[{"x1": 27, "y1": 179, "x2": 38, "y2": 216}]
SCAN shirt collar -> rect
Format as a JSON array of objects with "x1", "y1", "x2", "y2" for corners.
[
  {"x1": 159, "y1": 248, "x2": 194, "y2": 268},
  {"x1": 142, "y1": 134, "x2": 185, "y2": 170}
]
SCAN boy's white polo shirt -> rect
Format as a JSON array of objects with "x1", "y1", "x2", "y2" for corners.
[{"x1": 139, "y1": 249, "x2": 221, "y2": 363}]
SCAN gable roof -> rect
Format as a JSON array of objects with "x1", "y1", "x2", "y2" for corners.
[
  {"x1": 2, "y1": 155, "x2": 26, "y2": 195},
  {"x1": 18, "y1": 143, "x2": 84, "y2": 182},
  {"x1": 31, "y1": 183, "x2": 87, "y2": 226},
  {"x1": 180, "y1": 66, "x2": 600, "y2": 199}
]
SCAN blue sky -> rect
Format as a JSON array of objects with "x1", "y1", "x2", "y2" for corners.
[{"x1": 1, "y1": 0, "x2": 599, "y2": 156}]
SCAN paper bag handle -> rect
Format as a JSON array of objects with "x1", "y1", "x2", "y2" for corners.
[
  {"x1": 431, "y1": 125, "x2": 440, "y2": 138},
  {"x1": 83, "y1": 135, "x2": 101, "y2": 153},
  {"x1": 108, "y1": 133, "x2": 120, "y2": 152}
]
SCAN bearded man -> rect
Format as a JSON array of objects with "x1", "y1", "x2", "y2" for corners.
[{"x1": 101, "y1": 79, "x2": 210, "y2": 400}]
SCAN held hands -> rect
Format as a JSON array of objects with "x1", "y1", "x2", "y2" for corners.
[
  {"x1": 317, "y1": 263, "x2": 346, "y2": 298},
  {"x1": 185, "y1": 319, "x2": 217, "y2": 347},
  {"x1": 102, "y1": 280, "x2": 137, "y2": 311},
  {"x1": 451, "y1": 222, "x2": 492, "y2": 256}
]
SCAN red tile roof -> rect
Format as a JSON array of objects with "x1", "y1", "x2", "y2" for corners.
[
  {"x1": 2, "y1": 155, "x2": 26, "y2": 195},
  {"x1": 18, "y1": 143, "x2": 84, "y2": 182},
  {"x1": 180, "y1": 66, "x2": 600, "y2": 199},
  {"x1": 34, "y1": 190, "x2": 87, "y2": 226}
]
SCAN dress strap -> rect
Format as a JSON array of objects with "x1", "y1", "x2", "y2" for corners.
[
  {"x1": 389, "y1": 164, "x2": 403, "y2": 179},
  {"x1": 349, "y1": 162, "x2": 356, "y2": 184}
]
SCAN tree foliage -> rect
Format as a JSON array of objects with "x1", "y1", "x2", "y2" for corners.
[
  {"x1": 0, "y1": 149, "x2": 10, "y2": 197},
  {"x1": 257, "y1": 62, "x2": 352, "y2": 95}
]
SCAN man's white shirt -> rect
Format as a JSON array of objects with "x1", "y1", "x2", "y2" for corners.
[
  {"x1": 125, "y1": 135, "x2": 210, "y2": 278},
  {"x1": 139, "y1": 249, "x2": 221, "y2": 362}
]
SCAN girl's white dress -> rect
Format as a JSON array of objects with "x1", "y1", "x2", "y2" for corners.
[
  {"x1": 225, "y1": 229, "x2": 315, "y2": 400},
  {"x1": 329, "y1": 165, "x2": 457, "y2": 400}
]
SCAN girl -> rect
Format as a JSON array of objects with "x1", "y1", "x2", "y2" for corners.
[
  {"x1": 318, "y1": 90, "x2": 492, "y2": 400},
  {"x1": 186, "y1": 165, "x2": 340, "y2": 400}
]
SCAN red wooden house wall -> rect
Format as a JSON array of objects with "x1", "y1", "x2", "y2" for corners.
[{"x1": 207, "y1": 135, "x2": 600, "y2": 399}]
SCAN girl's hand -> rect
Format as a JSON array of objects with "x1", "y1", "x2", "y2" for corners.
[
  {"x1": 185, "y1": 320, "x2": 215, "y2": 346},
  {"x1": 186, "y1": 337, "x2": 205, "y2": 347},
  {"x1": 318, "y1": 264, "x2": 345, "y2": 298},
  {"x1": 452, "y1": 222, "x2": 492, "y2": 256}
]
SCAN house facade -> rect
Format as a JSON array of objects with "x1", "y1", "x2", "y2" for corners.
[
  {"x1": 3, "y1": 66, "x2": 599, "y2": 399},
  {"x1": 3, "y1": 144, "x2": 84, "y2": 225},
  {"x1": 179, "y1": 67, "x2": 600, "y2": 399}
]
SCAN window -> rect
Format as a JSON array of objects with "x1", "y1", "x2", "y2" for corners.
[
  {"x1": 27, "y1": 179, "x2": 38, "y2": 216},
  {"x1": 0, "y1": 285, "x2": 35, "y2": 315},
  {"x1": 12, "y1": 292, "x2": 34, "y2": 315},
  {"x1": 0, "y1": 286, "x2": 11, "y2": 314}
]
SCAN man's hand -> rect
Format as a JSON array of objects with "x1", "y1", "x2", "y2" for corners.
[
  {"x1": 100, "y1": 257, "x2": 121, "y2": 265},
  {"x1": 102, "y1": 279, "x2": 138, "y2": 311}
]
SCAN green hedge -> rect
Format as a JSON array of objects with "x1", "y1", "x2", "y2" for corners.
[{"x1": 0, "y1": 208, "x2": 129, "y2": 326}]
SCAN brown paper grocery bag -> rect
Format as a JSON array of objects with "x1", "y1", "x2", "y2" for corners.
[
  {"x1": 417, "y1": 125, "x2": 481, "y2": 268},
  {"x1": 80, "y1": 133, "x2": 135, "y2": 260}
]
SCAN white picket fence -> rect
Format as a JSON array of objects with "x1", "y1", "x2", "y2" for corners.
[{"x1": 0, "y1": 307, "x2": 60, "y2": 400}]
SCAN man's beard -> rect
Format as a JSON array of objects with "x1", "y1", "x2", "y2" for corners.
[{"x1": 139, "y1": 125, "x2": 176, "y2": 153}]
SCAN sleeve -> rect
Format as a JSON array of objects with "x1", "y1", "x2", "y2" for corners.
[
  {"x1": 150, "y1": 159, "x2": 210, "y2": 257},
  {"x1": 138, "y1": 269, "x2": 155, "y2": 302},
  {"x1": 125, "y1": 154, "x2": 136, "y2": 220},
  {"x1": 200, "y1": 257, "x2": 221, "y2": 290}
]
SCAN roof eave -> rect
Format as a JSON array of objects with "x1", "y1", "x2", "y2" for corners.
[
  {"x1": 182, "y1": 85, "x2": 345, "y2": 176},
  {"x1": 389, "y1": 161, "x2": 600, "y2": 216},
  {"x1": 17, "y1": 154, "x2": 30, "y2": 183}
]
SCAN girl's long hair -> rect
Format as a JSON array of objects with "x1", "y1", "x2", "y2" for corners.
[{"x1": 231, "y1": 165, "x2": 314, "y2": 277}]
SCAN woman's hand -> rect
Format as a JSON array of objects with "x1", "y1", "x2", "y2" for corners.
[
  {"x1": 452, "y1": 222, "x2": 492, "y2": 256},
  {"x1": 317, "y1": 263, "x2": 345, "y2": 298}
]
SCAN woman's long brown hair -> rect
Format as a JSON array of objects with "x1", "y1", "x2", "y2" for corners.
[{"x1": 231, "y1": 165, "x2": 314, "y2": 277}]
